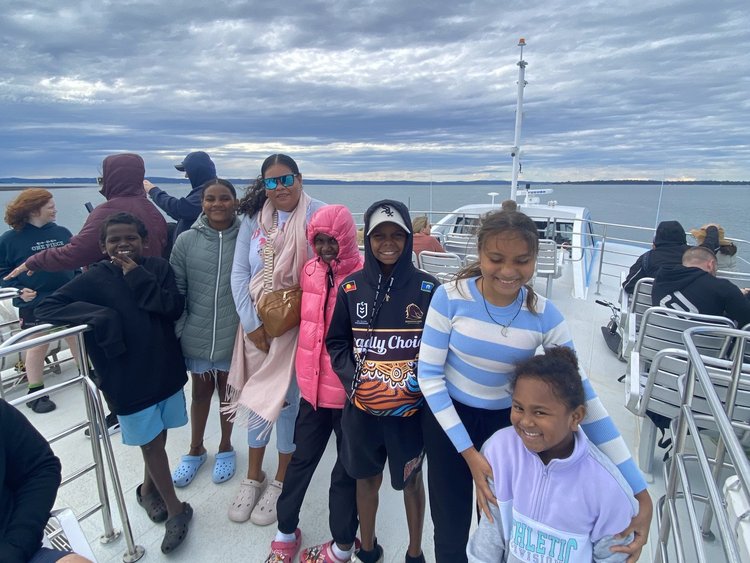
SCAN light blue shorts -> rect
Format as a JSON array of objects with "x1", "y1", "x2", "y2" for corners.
[
  {"x1": 118, "y1": 390, "x2": 188, "y2": 446},
  {"x1": 185, "y1": 356, "x2": 232, "y2": 374}
]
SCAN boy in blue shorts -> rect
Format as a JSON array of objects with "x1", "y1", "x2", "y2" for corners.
[
  {"x1": 327, "y1": 200, "x2": 439, "y2": 563},
  {"x1": 35, "y1": 212, "x2": 192, "y2": 554}
]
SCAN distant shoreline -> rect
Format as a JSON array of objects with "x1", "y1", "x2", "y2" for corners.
[{"x1": 1, "y1": 178, "x2": 748, "y2": 188}]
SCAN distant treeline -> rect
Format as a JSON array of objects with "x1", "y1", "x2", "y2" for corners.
[{"x1": 0, "y1": 177, "x2": 747, "y2": 186}]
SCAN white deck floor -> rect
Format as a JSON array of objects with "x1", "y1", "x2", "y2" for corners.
[{"x1": 3, "y1": 262, "x2": 668, "y2": 563}]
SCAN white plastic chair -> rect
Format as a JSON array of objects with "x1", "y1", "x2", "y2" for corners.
[
  {"x1": 534, "y1": 239, "x2": 559, "y2": 297},
  {"x1": 418, "y1": 251, "x2": 463, "y2": 283},
  {"x1": 619, "y1": 277, "x2": 655, "y2": 361}
]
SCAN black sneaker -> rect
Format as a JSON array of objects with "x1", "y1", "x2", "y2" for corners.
[
  {"x1": 85, "y1": 412, "x2": 121, "y2": 439},
  {"x1": 26, "y1": 395, "x2": 57, "y2": 413}
]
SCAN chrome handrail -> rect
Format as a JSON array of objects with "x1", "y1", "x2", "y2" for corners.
[
  {"x1": 2, "y1": 325, "x2": 145, "y2": 562},
  {"x1": 654, "y1": 326, "x2": 750, "y2": 562}
]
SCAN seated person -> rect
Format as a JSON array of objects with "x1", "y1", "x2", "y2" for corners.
[
  {"x1": 622, "y1": 221, "x2": 689, "y2": 294},
  {"x1": 652, "y1": 245, "x2": 750, "y2": 328},
  {"x1": 1, "y1": 399, "x2": 91, "y2": 563},
  {"x1": 411, "y1": 216, "x2": 445, "y2": 257},
  {"x1": 691, "y1": 224, "x2": 738, "y2": 271}
]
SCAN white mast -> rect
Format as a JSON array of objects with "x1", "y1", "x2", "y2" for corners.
[{"x1": 509, "y1": 38, "x2": 528, "y2": 202}]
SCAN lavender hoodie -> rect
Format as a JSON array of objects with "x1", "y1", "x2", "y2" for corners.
[{"x1": 467, "y1": 428, "x2": 637, "y2": 563}]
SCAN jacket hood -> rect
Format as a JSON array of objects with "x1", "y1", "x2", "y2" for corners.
[
  {"x1": 653, "y1": 220, "x2": 687, "y2": 247},
  {"x1": 656, "y1": 264, "x2": 709, "y2": 294},
  {"x1": 101, "y1": 153, "x2": 146, "y2": 199},
  {"x1": 362, "y1": 199, "x2": 415, "y2": 286},
  {"x1": 181, "y1": 151, "x2": 217, "y2": 189},
  {"x1": 306, "y1": 205, "x2": 361, "y2": 275}
]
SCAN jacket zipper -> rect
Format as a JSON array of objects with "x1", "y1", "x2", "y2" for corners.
[{"x1": 210, "y1": 231, "x2": 222, "y2": 361}]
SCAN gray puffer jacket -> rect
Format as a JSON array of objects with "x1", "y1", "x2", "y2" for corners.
[{"x1": 170, "y1": 214, "x2": 240, "y2": 363}]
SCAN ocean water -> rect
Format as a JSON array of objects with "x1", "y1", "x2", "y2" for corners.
[{"x1": 1, "y1": 182, "x2": 748, "y2": 246}]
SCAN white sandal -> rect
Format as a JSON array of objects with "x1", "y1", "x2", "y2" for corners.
[
  {"x1": 228, "y1": 473, "x2": 266, "y2": 522},
  {"x1": 250, "y1": 479, "x2": 283, "y2": 526}
]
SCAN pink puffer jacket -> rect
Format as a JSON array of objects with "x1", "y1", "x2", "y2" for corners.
[{"x1": 295, "y1": 205, "x2": 363, "y2": 409}]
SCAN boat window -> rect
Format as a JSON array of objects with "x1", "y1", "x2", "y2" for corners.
[{"x1": 454, "y1": 215, "x2": 481, "y2": 235}]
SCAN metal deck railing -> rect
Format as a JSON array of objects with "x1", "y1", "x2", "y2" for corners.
[
  {"x1": 1, "y1": 324, "x2": 145, "y2": 562},
  {"x1": 654, "y1": 326, "x2": 750, "y2": 562}
]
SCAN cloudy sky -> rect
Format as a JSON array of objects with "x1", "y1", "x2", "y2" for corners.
[{"x1": 2, "y1": 0, "x2": 748, "y2": 181}]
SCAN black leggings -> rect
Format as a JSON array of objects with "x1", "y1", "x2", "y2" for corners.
[
  {"x1": 422, "y1": 400, "x2": 511, "y2": 563},
  {"x1": 276, "y1": 398, "x2": 358, "y2": 544}
]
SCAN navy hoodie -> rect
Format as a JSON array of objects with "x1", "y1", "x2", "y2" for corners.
[
  {"x1": 148, "y1": 151, "x2": 217, "y2": 242},
  {"x1": 326, "y1": 200, "x2": 439, "y2": 416},
  {"x1": 0, "y1": 222, "x2": 75, "y2": 309}
]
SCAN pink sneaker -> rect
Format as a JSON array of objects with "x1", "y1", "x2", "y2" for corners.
[
  {"x1": 264, "y1": 528, "x2": 301, "y2": 563},
  {"x1": 300, "y1": 539, "x2": 361, "y2": 562}
]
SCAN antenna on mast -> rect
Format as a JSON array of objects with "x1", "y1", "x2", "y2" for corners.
[{"x1": 509, "y1": 38, "x2": 528, "y2": 203}]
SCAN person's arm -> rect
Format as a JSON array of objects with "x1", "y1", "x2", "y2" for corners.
[
  {"x1": 231, "y1": 216, "x2": 262, "y2": 334},
  {"x1": 621, "y1": 254, "x2": 645, "y2": 294},
  {"x1": 0, "y1": 241, "x2": 25, "y2": 292},
  {"x1": 145, "y1": 182, "x2": 202, "y2": 223},
  {"x1": 0, "y1": 400, "x2": 62, "y2": 562},
  {"x1": 418, "y1": 286, "x2": 473, "y2": 451},
  {"x1": 34, "y1": 275, "x2": 127, "y2": 359},
  {"x1": 719, "y1": 279, "x2": 750, "y2": 327},
  {"x1": 466, "y1": 496, "x2": 506, "y2": 563},
  {"x1": 418, "y1": 287, "x2": 498, "y2": 518},
  {"x1": 168, "y1": 235, "x2": 188, "y2": 296},
  {"x1": 123, "y1": 261, "x2": 185, "y2": 321},
  {"x1": 325, "y1": 287, "x2": 356, "y2": 396},
  {"x1": 24, "y1": 208, "x2": 109, "y2": 273}
]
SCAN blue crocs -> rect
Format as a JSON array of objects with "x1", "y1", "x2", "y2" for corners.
[
  {"x1": 172, "y1": 452, "x2": 207, "y2": 487},
  {"x1": 212, "y1": 450, "x2": 237, "y2": 484}
]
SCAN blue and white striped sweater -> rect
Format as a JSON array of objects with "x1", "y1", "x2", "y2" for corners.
[{"x1": 417, "y1": 277, "x2": 647, "y2": 494}]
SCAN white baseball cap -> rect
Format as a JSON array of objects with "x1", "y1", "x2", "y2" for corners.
[{"x1": 367, "y1": 204, "x2": 411, "y2": 235}]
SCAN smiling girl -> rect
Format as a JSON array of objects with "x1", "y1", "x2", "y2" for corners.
[
  {"x1": 467, "y1": 347, "x2": 637, "y2": 562},
  {"x1": 417, "y1": 210, "x2": 651, "y2": 563},
  {"x1": 169, "y1": 180, "x2": 241, "y2": 488}
]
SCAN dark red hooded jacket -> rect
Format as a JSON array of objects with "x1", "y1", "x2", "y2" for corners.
[{"x1": 26, "y1": 154, "x2": 168, "y2": 272}]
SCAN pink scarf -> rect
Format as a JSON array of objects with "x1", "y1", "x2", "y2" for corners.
[{"x1": 225, "y1": 192, "x2": 312, "y2": 436}]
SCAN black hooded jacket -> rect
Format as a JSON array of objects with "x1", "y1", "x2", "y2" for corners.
[
  {"x1": 622, "y1": 221, "x2": 718, "y2": 294},
  {"x1": 326, "y1": 200, "x2": 439, "y2": 417},
  {"x1": 34, "y1": 257, "x2": 187, "y2": 415},
  {"x1": 652, "y1": 264, "x2": 750, "y2": 328}
]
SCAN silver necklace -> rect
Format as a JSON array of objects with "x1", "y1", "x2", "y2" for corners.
[{"x1": 479, "y1": 277, "x2": 524, "y2": 337}]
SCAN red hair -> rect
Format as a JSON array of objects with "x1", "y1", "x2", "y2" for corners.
[{"x1": 4, "y1": 188, "x2": 53, "y2": 230}]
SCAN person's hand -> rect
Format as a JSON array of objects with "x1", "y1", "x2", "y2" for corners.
[
  {"x1": 610, "y1": 489, "x2": 653, "y2": 562},
  {"x1": 741, "y1": 287, "x2": 749, "y2": 296},
  {"x1": 246, "y1": 325, "x2": 271, "y2": 353},
  {"x1": 18, "y1": 288, "x2": 37, "y2": 303},
  {"x1": 3, "y1": 262, "x2": 32, "y2": 280},
  {"x1": 143, "y1": 180, "x2": 156, "y2": 194},
  {"x1": 110, "y1": 254, "x2": 139, "y2": 275},
  {"x1": 461, "y1": 446, "x2": 497, "y2": 521}
]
